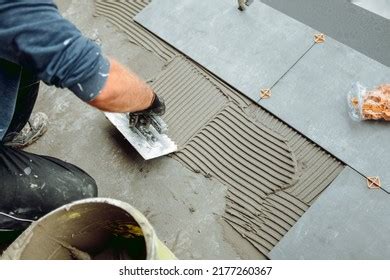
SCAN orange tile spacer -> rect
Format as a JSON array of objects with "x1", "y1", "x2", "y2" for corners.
[
  {"x1": 314, "y1": 33, "x2": 326, "y2": 44},
  {"x1": 260, "y1": 88, "x2": 272, "y2": 99},
  {"x1": 367, "y1": 176, "x2": 381, "y2": 189}
]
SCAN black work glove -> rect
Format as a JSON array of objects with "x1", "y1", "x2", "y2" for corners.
[
  {"x1": 132, "y1": 92, "x2": 165, "y2": 116},
  {"x1": 128, "y1": 93, "x2": 165, "y2": 128}
]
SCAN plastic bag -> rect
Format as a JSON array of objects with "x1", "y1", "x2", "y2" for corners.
[{"x1": 348, "y1": 82, "x2": 390, "y2": 121}]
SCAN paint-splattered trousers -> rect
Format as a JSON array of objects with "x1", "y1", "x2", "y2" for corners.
[{"x1": 0, "y1": 82, "x2": 97, "y2": 232}]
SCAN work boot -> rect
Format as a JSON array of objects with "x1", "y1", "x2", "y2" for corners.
[{"x1": 4, "y1": 112, "x2": 48, "y2": 149}]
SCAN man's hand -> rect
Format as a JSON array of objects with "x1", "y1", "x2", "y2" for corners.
[
  {"x1": 128, "y1": 93, "x2": 166, "y2": 128},
  {"x1": 88, "y1": 58, "x2": 154, "y2": 113}
]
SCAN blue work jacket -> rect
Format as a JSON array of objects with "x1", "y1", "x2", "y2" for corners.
[{"x1": 0, "y1": 0, "x2": 109, "y2": 140}]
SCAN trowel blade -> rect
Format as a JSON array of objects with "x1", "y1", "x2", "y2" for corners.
[{"x1": 104, "y1": 112, "x2": 177, "y2": 160}]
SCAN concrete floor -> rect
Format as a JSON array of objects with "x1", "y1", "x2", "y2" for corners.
[{"x1": 22, "y1": 0, "x2": 259, "y2": 259}]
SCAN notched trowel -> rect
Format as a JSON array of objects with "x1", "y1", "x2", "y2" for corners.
[{"x1": 105, "y1": 112, "x2": 177, "y2": 160}]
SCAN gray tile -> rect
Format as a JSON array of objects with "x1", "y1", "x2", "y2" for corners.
[
  {"x1": 262, "y1": 0, "x2": 390, "y2": 66},
  {"x1": 135, "y1": 0, "x2": 315, "y2": 102},
  {"x1": 351, "y1": 0, "x2": 390, "y2": 20},
  {"x1": 260, "y1": 37, "x2": 390, "y2": 186},
  {"x1": 270, "y1": 167, "x2": 390, "y2": 260}
]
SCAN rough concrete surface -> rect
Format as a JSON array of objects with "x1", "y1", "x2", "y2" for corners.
[{"x1": 23, "y1": 0, "x2": 248, "y2": 260}]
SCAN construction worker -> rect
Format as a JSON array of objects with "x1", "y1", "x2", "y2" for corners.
[{"x1": 0, "y1": 1, "x2": 164, "y2": 234}]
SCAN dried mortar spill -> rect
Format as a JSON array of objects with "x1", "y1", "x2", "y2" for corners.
[{"x1": 95, "y1": 0, "x2": 345, "y2": 258}]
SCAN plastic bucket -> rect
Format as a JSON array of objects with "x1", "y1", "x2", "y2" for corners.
[{"x1": 1, "y1": 198, "x2": 176, "y2": 260}]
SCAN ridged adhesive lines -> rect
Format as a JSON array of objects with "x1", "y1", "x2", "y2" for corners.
[
  {"x1": 188, "y1": 62, "x2": 253, "y2": 108},
  {"x1": 151, "y1": 56, "x2": 228, "y2": 147},
  {"x1": 146, "y1": 56, "x2": 342, "y2": 259},
  {"x1": 95, "y1": 0, "x2": 177, "y2": 62},
  {"x1": 172, "y1": 101, "x2": 305, "y2": 258},
  {"x1": 225, "y1": 191, "x2": 310, "y2": 257},
  {"x1": 175, "y1": 103, "x2": 298, "y2": 198},
  {"x1": 246, "y1": 106, "x2": 344, "y2": 205}
]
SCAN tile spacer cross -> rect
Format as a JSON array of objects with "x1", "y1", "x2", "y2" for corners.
[
  {"x1": 367, "y1": 176, "x2": 381, "y2": 189},
  {"x1": 314, "y1": 33, "x2": 326, "y2": 44},
  {"x1": 260, "y1": 88, "x2": 272, "y2": 99}
]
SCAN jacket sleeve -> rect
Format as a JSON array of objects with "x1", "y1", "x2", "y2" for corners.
[{"x1": 0, "y1": 0, "x2": 109, "y2": 101}]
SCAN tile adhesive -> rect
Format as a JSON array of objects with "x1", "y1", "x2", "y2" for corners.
[{"x1": 95, "y1": 0, "x2": 344, "y2": 258}]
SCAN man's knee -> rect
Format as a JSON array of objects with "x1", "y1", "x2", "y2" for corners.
[
  {"x1": 25, "y1": 154, "x2": 98, "y2": 210},
  {"x1": 0, "y1": 146, "x2": 98, "y2": 230},
  {"x1": 57, "y1": 166, "x2": 98, "y2": 200}
]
